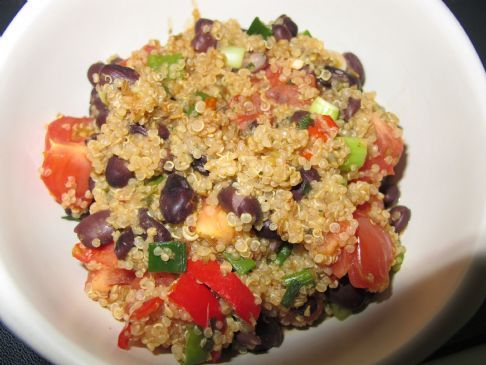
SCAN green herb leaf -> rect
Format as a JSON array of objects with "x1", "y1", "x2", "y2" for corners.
[
  {"x1": 247, "y1": 17, "x2": 273, "y2": 39},
  {"x1": 224, "y1": 252, "x2": 256, "y2": 275},
  {"x1": 184, "y1": 104, "x2": 199, "y2": 117},
  {"x1": 302, "y1": 30, "x2": 312, "y2": 37},
  {"x1": 275, "y1": 244, "x2": 293, "y2": 266},
  {"x1": 61, "y1": 215, "x2": 81, "y2": 222},
  {"x1": 148, "y1": 241, "x2": 187, "y2": 273}
]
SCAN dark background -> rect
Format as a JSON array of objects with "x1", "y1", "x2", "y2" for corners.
[{"x1": 0, "y1": 0, "x2": 485, "y2": 364}]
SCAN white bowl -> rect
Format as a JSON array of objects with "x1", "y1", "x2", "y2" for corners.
[{"x1": 0, "y1": 0, "x2": 485, "y2": 364}]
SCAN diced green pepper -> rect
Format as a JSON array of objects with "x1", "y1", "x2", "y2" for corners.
[
  {"x1": 148, "y1": 53, "x2": 183, "y2": 69},
  {"x1": 275, "y1": 244, "x2": 293, "y2": 266},
  {"x1": 283, "y1": 268, "x2": 315, "y2": 287},
  {"x1": 224, "y1": 252, "x2": 256, "y2": 275},
  {"x1": 330, "y1": 303, "x2": 352, "y2": 321},
  {"x1": 302, "y1": 30, "x2": 312, "y2": 37},
  {"x1": 221, "y1": 46, "x2": 246, "y2": 69},
  {"x1": 309, "y1": 97, "x2": 340, "y2": 120},
  {"x1": 148, "y1": 241, "x2": 187, "y2": 273},
  {"x1": 339, "y1": 136, "x2": 367, "y2": 172},
  {"x1": 183, "y1": 325, "x2": 210, "y2": 365},
  {"x1": 247, "y1": 17, "x2": 273, "y2": 39}
]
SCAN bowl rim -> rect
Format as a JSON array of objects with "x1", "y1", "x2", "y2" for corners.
[{"x1": 0, "y1": 1, "x2": 485, "y2": 365}]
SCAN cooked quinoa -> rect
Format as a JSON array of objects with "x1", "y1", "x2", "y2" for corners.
[{"x1": 40, "y1": 12, "x2": 409, "y2": 365}]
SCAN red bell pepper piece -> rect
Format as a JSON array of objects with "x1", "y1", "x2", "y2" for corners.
[
  {"x1": 72, "y1": 242, "x2": 117, "y2": 268},
  {"x1": 169, "y1": 273, "x2": 224, "y2": 328},
  {"x1": 118, "y1": 323, "x2": 131, "y2": 350},
  {"x1": 187, "y1": 260, "x2": 260, "y2": 324},
  {"x1": 131, "y1": 297, "x2": 164, "y2": 321}
]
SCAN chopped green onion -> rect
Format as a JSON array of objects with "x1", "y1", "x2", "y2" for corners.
[
  {"x1": 145, "y1": 174, "x2": 165, "y2": 186},
  {"x1": 148, "y1": 241, "x2": 187, "y2": 273},
  {"x1": 275, "y1": 244, "x2": 293, "y2": 266},
  {"x1": 330, "y1": 303, "x2": 352, "y2": 321},
  {"x1": 247, "y1": 17, "x2": 273, "y2": 39},
  {"x1": 224, "y1": 252, "x2": 256, "y2": 275},
  {"x1": 195, "y1": 91, "x2": 209, "y2": 101},
  {"x1": 339, "y1": 136, "x2": 367, "y2": 172},
  {"x1": 281, "y1": 280, "x2": 301, "y2": 308},
  {"x1": 61, "y1": 215, "x2": 81, "y2": 222},
  {"x1": 221, "y1": 46, "x2": 246, "y2": 69},
  {"x1": 297, "y1": 114, "x2": 313, "y2": 129},
  {"x1": 184, "y1": 104, "x2": 199, "y2": 117},
  {"x1": 302, "y1": 30, "x2": 312, "y2": 37},
  {"x1": 283, "y1": 268, "x2": 315, "y2": 286},
  {"x1": 309, "y1": 97, "x2": 340, "y2": 120},
  {"x1": 148, "y1": 53, "x2": 183, "y2": 69},
  {"x1": 183, "y1": 325, "x2": 211, "y2": 365}
]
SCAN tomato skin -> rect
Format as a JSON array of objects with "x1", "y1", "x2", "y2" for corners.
[
  {"x1": 330, "y1": 210, "x2": 393, "y2": 293},
  {"x1": 118, "y1": 324, "x2": 131, "y2": 350},
  {"x1": 72, "y1": 242, "x2": 117, "y2": 268},
  {"x1": 265, "y1": 70, "x2": 303, "y2": 107},
  {"x1": 41, "y1": 116, "x2": 94, "y2": 211},
  {"x1": 131, "y1": 297, "x2": 164, "y2": 320},
  {"x1": 86, "y1": 268, "x2": 135, "y2": 293},
  {"x1": 360, "y1": 116, "x2": 404, "y2": 178}
]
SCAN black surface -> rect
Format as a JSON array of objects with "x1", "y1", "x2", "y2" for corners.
[{"x1": 0, "y1": 0, "x2": 485, "y2": 364}]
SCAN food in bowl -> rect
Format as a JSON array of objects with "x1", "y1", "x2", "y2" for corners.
[{"x1": 39, "y1": 13, "x2": 410, "y2": 365}]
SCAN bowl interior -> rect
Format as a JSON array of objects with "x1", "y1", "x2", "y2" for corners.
[{"x1": 0, "y1": 1, "x2": 485, "y2": 365}]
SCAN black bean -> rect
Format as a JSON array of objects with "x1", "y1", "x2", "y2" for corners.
[
  {"x1": 381, "y1": 184, "x2": 400, "y2": 208},
  {"x1": 74, "y1": 210, "x2": 114, "y2": 248},
  {"x1": 254, "y1": 220, "x2": 281, "y2": 241},
  {"x1": 129, "y1": 124, "x2": 148, "y2": 136},
  {"x1": 191, "y1": 32, "x2": 217, "y2": 53},
  {"x1": 88, "y1": 177, "x2": 95, "y2": 192},
  {"x1": 272, "y1": 24, "x2": 292, "y2": 41},
  {"x1": 236, "y1": 332, "x2": 262, "y2": 349},
  {"x1": 87, "y1": 62, "x2": 105, "y2": 86},
  {"x1": 160, "y1": 174, "x2": 197, "y2": 224},
  {"x1": 253, "y1": 316, "x2": 284, "y2": 353},
  {"x1": 218, "y1": 186, "x2": 262, "y2": 223},
  {"x1": 319, "y1": 65, "x2": 360, "y2": 89},
  {"x1": 138, "y1": 208, "x2": 172, "y2": 242},
  {"x1": 389, "y1": 205, "x2": 411, "y2": 233},
  {"x1": 342, "y1": 97, "x2": 361, "y2": 121},
  {"x1": 290, "y1": 110, "x2": 310, "y2": 123},
  {"x1": 89, "y1": 88, "x2": 109, "y2": 128},
  {"x1": 158, "y1": 124, "x2": 170, "y2": 140},
  {"x1": 105, "y1": 156, "x2": 134, "y2": 188},
  {"x1": 326, "y1": 276, "x2": 369, "y2": 312},
  {"x1": 343, "y1": 52, "x2": 365, "y2": 85},
  {"x1": 99, "y1": 64, "x2": 139, "y2": 85},
  {"x1": 115, "y1": 228, "x2": 134, "y2": 260},
  {"x1": 191, "y1": 156, "x2": 209, "y2": 176},
  {"x1": 292, "y1": 295, "x2": 324, "y2": 325},
  {"x1": 291, "y1": 168, "x2": 320, "y2": 201},
  {"x1": 277, "y1": 15, "x2": 298, "y2": 37},
  {"x1": 194, "y1": 18, "x2": 214, "y2": 34}
]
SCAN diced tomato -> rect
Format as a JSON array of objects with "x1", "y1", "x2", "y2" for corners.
[
  {"x1": 205, "y1": 96, "x2": 218, "y2": 110},
  {"x1": 169, "y1": 273, "x2": 224, "y2": 327},
  {"x1": 211, "y1": 351, "x2": 222, "y2": 362},
  {"x1": 118, "y1": 323, "x2": 131, "y2": 350},
  {"x1": 41, "y1": 116, "x2": 94, "y2": 212},
  {"x1": 143, "y1": 44, "x2": 156, "y2": 54},
  {"x1": 86, "y1": 268, "x2": 136, "y2": 293},
  {"x1": 151, "y1": 272, "x2": 178, "y2": 287},
  {"x1": 330, "y1": 209, "x2": 393, "y2": 292},
  {"x1": 231, "y1": 94, "x2": 262, "y2": 129},
  {"x1": 300, "y1": 150, "x2": 313, "y2": 160},
  {"x1": 265, "y1": 70, "x2": 302, "y2": 107},
  {"x1": 44, "y1": 116, "x2": 93, "y2": 149},
  {"x1": 72, "y1": 242, "x2": 117, "y2": 268},
  {"x1": 360, "y1": 116, "x2": 404, "y2": 178},
  {"x1": 131, "y1": 297, "x2": 164, "y2": 321},
  {"x1": 187, "y1": 260, "x2": 260, "y2": 324}
]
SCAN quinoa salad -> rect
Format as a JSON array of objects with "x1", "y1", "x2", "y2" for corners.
[{"x1": 39, "y1": 13, "x2": 411, "y2": 365}]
